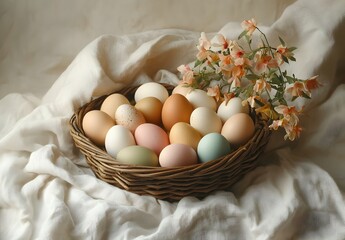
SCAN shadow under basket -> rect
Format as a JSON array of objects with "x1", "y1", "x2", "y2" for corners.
[{"x1": 69, "y1": 84, "x2": 272, "y2": 201}]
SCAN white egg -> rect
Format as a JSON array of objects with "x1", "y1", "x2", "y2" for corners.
[
  {"x1": 134, "y1": 82, "x2": 169, "y2": 103},
  {"x1": 217, "y1": 97, "x2": 249, "y2": 123},
  {"x1": 186, "y1": 89, "x2": 217, "y2": 110},
  {"x1": 190, "y1": 107, "x2": 222, "y2": 136},
  {"x1": 105, "y1": 125, "x2": 136, "y2": 158}
]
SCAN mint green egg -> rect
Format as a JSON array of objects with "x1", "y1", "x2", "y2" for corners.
[
  {"x1": 117, "y1": 146, "x2": 159, "y2": 166},
  {"x1": 197, "y1": 133, "x2": 232, "y2": 163}
]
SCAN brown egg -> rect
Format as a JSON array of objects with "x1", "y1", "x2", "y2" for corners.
[
  {"x1": 169, "y1": 122, "x2": 202, "y2": 150},
  {"x1": 161, "y1": 94, "x2": 194, "y2": 131},
  {"x1": 135, "y1": 97, "x2": 163, "y2": 125},
  {"x1": 100, "y1": 93, "x2": 130, "y2": 120},
  {"x1": 82, "y1": 110, "x2": 115, "y2": 146},
  {"x1": 221, "y1": 113, "x2": 255, "y2": 146}
]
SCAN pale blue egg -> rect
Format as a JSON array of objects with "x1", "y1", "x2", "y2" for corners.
[{"x1": 197, "y1": 133, "x2": 232, "y2": 163}]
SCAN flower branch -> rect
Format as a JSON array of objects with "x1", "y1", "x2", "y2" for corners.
[{"x1": 177, "y1": 19, "x2": 321, "y2": 141}]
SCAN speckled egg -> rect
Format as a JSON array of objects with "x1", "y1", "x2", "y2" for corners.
[{"x1": 115, "y1": 104, "x2": 146, "y2": 133}]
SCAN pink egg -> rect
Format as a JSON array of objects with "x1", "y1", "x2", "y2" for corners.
[
  {"x1": 134, "y1": 123, "x2": 169, "y2": 156},
  {"x1": 159, "y1": 144, "x2": 198, "y2": 167}
]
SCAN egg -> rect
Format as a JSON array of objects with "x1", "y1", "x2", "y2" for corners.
[
  {"x1": 135, "y1": 97, "x2": 163, "y2": 125},
  {"x1": 82, "y1": 110, "x2": 115, "y2": 146},
  {"x1": 100, "y1": 93, "x2": 130, "y2": 120},
  {"x1": 169, "y1": 122, "x2": 202, "y2": 150},
  {"x1": 190, "y1": 107, "x2": 222, "y2": 136},
  {"x1": 186, "y1": 89, "x2": 217, "y2": 111},
  {"x1": 134, "y1": 82, "x2": 169, "y2": 103},
  {"x1": 159, "y1": 144, "x2": 198, "y2": 167},
  {"x1": 197, "y1": 133, "x2": 232, "y2": 163},
  {"x1": 221, "y1": 113, "x2": 255, "y2": 146},
  {"x1": 105, "y1": 125, "x2": 136, "y2": 158},
  {"x1": 172, "y1": 84, "x2": 193, "y2": 96},
  {"x1": 134, "y1": 123, "x2": 169, "y2": 156},
  {"x1": 117, "y1": 146, "x2": 159, "y2": 166},
  {"x1": 217, "y1": 97, "x2": 249, "y2": 122},
  {"x1": 115, "y1": 104, "x2": 146, "y2": 133},
  {"x1": 161, "y1": 94, "x2": 194, "y2": 131}
]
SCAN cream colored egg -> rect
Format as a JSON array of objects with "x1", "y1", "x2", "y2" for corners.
[
  {"x1": 186, "y1": 89, "x2": 217, "y2": 111},
  {"x1": 217, "y1": 97, "x2": 249, "y2": 123},
  {"x1": 134, "y1": 82, "x2": 169, "y2": 103},
  {"x1": 82, "y1": 110, "x2": 115, "y2": 146},
  {"x1": 100, "y1": 93, "x2": 130, "y2": 120},
  {"x1": 190, "y1": 107, "x2": 222, "y2": 136},
  {"x1": 115, "y1": 104, "x2": 146, "y2": 133},
  {"x1": 221, "y1": 113, "x2": 255, "y2": 146},
  {"x1": 169, "y1": 122, "x2": 202, "y2": 150}
]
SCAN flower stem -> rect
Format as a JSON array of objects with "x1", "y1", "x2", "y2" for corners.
[{"x1": 256, "y1": 27, "x2": 285, "y2": 85}]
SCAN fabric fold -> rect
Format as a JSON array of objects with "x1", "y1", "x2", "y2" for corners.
[{"x1": 1, "y1": 0, "x2": 345, "y2": 239}]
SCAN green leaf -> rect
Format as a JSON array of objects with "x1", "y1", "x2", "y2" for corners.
[
  {"x1": 246, "y1": 74, "x2": 260, "y2": 80},
  {"x1": 288, "y1": 47, "x2": 297, "y2": 52},
  {"x1": 289, "y1": 56, "x2": 296, "y2": 61},
  {"x1": 270, "y1": 85, "x2": 280, "y2": 91},
  {"x1": 254, "y1": 98, "x2": 265, "y2": 107},
  {"x1": 279, "y1": 98, "x2": 288, "y2": 105},
  {"x1": 291, "y1": 96, "x2": 298, "y2": 101},
  {"x1": 268, "y1": 68, "x2": 278, "y2": 75},
  {"x1": 301, "y1": 91, "x2": 311, "y2": 99},
  {"x1": 285, "y1": 75, "x2": 295, "y2": 84},
  {"x1": 279, "y1": 36, "x2": 286, "y2": 46},
  {"x1": 271, "y1": 73, "x2": 284, "y2": 83},
  {"x1": 282, "y1": 55, "x2": 289, "y2": 63},
  {"x1": 194, "y1": 59, "x2": 202, "y2": 68},
  {"x1": 247, "y1": 52, "x2": 255, "y2": 60},
  {"x1": 272, "y1": 97, "x2": 281, "y2": 104},
  {"x1": 238, "y1": 30, "x2": 248, "y2": 40},
  {"x1": 270, "y1": 77, "x2": 281, "y2": 85}
]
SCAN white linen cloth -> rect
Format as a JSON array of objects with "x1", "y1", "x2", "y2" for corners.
[{"x1": 1, "y1": 0, "x2": 345, "y2": 239}]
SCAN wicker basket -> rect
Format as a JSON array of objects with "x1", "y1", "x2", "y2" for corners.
[{"x1": 69, "y1": 83, "x2": 271, "y2": 201}]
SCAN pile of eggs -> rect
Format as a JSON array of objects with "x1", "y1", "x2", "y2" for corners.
[{"x1": 82, "y1": 82, "x2": 255, "y2": 167}]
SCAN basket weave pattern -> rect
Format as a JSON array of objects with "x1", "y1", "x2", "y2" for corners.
[{"x1": 69, "y1": 84, "x2": 271, "y2": 201}]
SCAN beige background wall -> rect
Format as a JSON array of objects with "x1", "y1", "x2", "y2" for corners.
[{"x1": 0, "y1": 0, "x2": 295, "y2": 98}]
